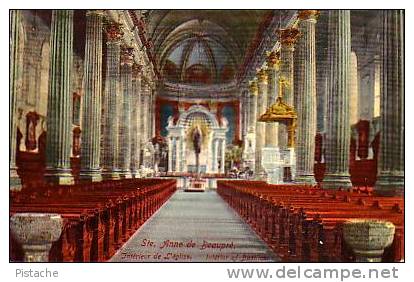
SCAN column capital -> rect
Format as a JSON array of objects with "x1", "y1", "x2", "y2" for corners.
[
  {"x1": 120, "y1": 46, "x2": 135, "y2": 66},
  {"x1": 86, "y1": 10, "x2": 105, "y2": 18},
  {"x1": 266, "y1": 51, "x2": 280, "y2": 70},
  {"x1": 132, "y1": 62, "x2": 143, "y2": 77},
  {"x1": 256, "y1": 68, "x2": 268, "y2": 84},
  {"x1": 297, "y1": 10, "x2": 320, "y2": 23},
  {"x1": 105, "y1": 22, "x2": 123, "y2": 43},
  {"x1": 277, "y1": 27, "x2": 300, "y2": 48},
  {"x1": 249, "y1": 80, "x2": 258, "y2": 96}
]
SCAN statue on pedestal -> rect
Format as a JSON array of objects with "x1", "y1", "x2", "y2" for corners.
[{"x1": 192, "y1": 125, "x2": 202, "y2": 176}]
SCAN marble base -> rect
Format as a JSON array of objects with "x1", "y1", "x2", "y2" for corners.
[
  {"x1": 131, "y1": 171, "x2": 141, "y2": 178},
  {"x1": 295, "y1": 174, "x2": 317, "y2": 185},
  {"x1": 44, "y1": 168, "x2": 74, "y2": 185},
  {"x1": 10, "y1": 169, "x2": 22, "y2": 191},
  {"x1": 79, "y1": 169, "x2": 102, "y2": 182},
  {"x1": 322, "y1": 173, "x2": 352, "y2": 189},
  {"x1": 375, "y1": 174, "x2": 404, "y2": 196},
  {"x1": 101, "y1": 170, "x2": 121, "y2": 180},
  {"x1": 119, "y1": 171, "x2": 132, "y2": 179}
]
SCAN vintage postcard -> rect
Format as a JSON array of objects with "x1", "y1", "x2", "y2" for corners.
[{"x1": 8, "y1": 6, "x2": 405, "y2": 277}]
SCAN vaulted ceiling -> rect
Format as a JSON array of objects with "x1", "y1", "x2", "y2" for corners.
[{"x1": 137, "y1": 10, "x2": 273, "y2": 86}]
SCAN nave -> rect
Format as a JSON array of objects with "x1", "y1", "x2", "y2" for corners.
[
  {"x1": 9, "y1": 9, "x2": 404, "y2": 263},
  {"x1": 111, "y1": 191, "x2": 278, "y2": 262}
]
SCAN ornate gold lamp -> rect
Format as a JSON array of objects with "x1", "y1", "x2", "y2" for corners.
[{"x1": 258, "y1": 77, "x2": 297, "y2": 147}]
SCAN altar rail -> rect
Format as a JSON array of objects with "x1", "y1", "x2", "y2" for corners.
[
  {"x1": 10, "y1": 178, "x2": 176, "y2": 262},
  {"x1": 217, "y1": 180, "x2": 404, "y2": 262}
]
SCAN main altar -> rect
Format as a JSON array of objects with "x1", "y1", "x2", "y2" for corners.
[{"x1": 166, "y1": 105, "x2": 228, "y2": 189}]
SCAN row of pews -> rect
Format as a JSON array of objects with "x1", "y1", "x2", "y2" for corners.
[
  {"x1": 217, "y1": 180, "x2": 404, "y2": 262},
  {"x1": 10, "y1": 178, "x2": 177, "y2": 262}
]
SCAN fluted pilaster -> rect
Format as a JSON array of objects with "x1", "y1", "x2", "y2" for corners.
[
  {"x1": 278, "y1": 28, "x2": 299, "y2": 148},
  {"x1": 80, "y1": 10, "x2": 104, "y2": 182},
  {"x1": 131, "y1": 63, "x2": 142, "y2": 177},
  {"x1": 322, "y1": 10, "x2": 352, "y2": 189},
  {"x1": 44, "y1": 10, "x2": 74, "y2": 185},
  {"x1": 10, "y1": 10, "x2": 22, "y2": 190},
  {"x1": 255, "y1": 69, "x2": 268, "y2": 176},
  {"x1": 118, "y1": 46, "x2": 134, "y2": 178},
  {"x1": 101, "y1": 22, "x2": 123, "y2": 180},
  {"x1": 376, "y1": 10, "x2": 404, "y2": 195},
  {"x1": 265, "y1": 51, "x2": 280, "y2": 148},
  {"x1": 295, "y1": 10, "x2": 319, "y2": 184}
]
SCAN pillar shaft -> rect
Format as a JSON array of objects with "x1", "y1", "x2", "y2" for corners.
[
  {"x1": 101, "y1": 22, "x2": 122, "y2": 179},
  {"x1": 248, "y1": 83, "x2": 258, "y2": 133},
  {"x1": 130, "y1": 64, "x2": 142, "y2": 178},
  {"x1": 80, "y1": 10, "x2": 104, "y2": 182},
  {"x1": 278, "y1": 28, "x2": 299, "y2": 148},
  {"x1": 45, "y1": 10, "x2": 74, "y2": 185},
  {"x1": 265, "y1": 52, "x2": 279, "y2": 148},
  {"x1": 322, "y1": 10, "x2": 352, "y2": 189},
  {"x1": 376, "y1": 10, "x2": 404, "y2": 195},
  {"x1": 118, "y1": 47, "x2": 134, "y2": 178},
  {"x1": 295, "y1": 11, "x2": 318, "y2": 184},
  {"x1": 10, "y1": 10, "x2": 22, "y2": 190},
  {"x1": 220, "y1": 139, "x2": 226, "y2": 173},
  {"x1": 141, "y1": 82, "x2": 149, "y2": 147},
  {"x1": 255, "y1": 70, "x2": 267, "y2": 175}
]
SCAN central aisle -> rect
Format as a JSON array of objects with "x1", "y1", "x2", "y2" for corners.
[{"x1": 111, "y1": 190, "x2": 279, "y2": 262}]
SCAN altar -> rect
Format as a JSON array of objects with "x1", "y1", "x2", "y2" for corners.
[{"x1": 166, "y1": 105, "x2": 228, "y2": 175}]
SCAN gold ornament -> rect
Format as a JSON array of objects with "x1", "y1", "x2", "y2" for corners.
[
  {"x1": 249, "y1": 80, "x2": 258, "y2": 95},
  {"x1": 258, "y1": 77, "x2": 297, "y2": 147},
  {"x1": 256, "y1": 68, "x2": 268, "y2": 83},
  {"x1": 297, "y1": 10, "x2": 320, "y2": 21},
  {"x1": 277, "y1": 28, "x2": 300, "y2": 47}
]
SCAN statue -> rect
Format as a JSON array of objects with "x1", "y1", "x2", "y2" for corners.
[{"x1": 192, "y1": 125, "x2": 202, "y2": 175}]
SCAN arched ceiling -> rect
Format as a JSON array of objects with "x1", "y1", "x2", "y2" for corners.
[{"x1": 137, "y1": 10, "x2": 272, "y2": 86}]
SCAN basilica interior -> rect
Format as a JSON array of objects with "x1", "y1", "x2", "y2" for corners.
[{"x1": 10, "y1": 10, "x2": 404, "y2": 263}]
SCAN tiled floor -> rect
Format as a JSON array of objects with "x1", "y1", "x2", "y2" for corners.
[{"x1": 110, "y1": 190, "x2": 279, "y2": 262}]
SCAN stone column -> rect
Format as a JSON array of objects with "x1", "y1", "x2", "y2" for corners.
[
  {"x1": 10, "y1": 10, "x2": 22, "y2": 190},
  {"x1": 44, "y1": 10, "x2": 74, "y2": 185},
  {"x1": 243, "y1": 90, "x2": 250, "y2": 138},
  {"x1": 80, "y1": 10, "x2": 104, "y2": 182},
  {"x1": 255, "y1": 68, "x2": 268, "y2": 176},
  {"x1": 101, "y1": 22, "x2": 122, "y2": 180},
  {"x1": 10, "y1": 213, "x2": 63, "y2": 262},
  {"x1": 141, "y1": 81, "x2": 149, "y2": 147},
  {"x1": 278, "y1": 28, "x2": 300, "y2": 148},
  {"x1": 295, "y1": 10, "x2": 319, "y2": 184},
  {"x1": 118, "y1": 46, "x2": 134, "y2": 179},
  {"x1": 322, "y1": 10, "x2": 352, "y2": 189},
  {"x1": 220, "y1": 139, "x2": 226, "y2": 174},
  {"x1": 130, "y1": 63, "x2": 142, "y2": 178},
  {"x1": 248, "y1": 81, "x2": 258, "y2": 133},
  {"x1": 265, "y1": 51, "x2": 280, "y2": 148},
  {"x1": 168, "y1": 137, "x2": 173, "y2": 173},
  {"x1": 175, "y1": 137, "x2": 180, "y2": 172},
  {"x1": 376, "y1": 10, "x2": 404, "y2": 195}
]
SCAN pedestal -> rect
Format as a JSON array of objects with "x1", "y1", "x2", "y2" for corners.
[
  {"x1": 342, "y1": 220, "x2": 395, "y2": 262},
  {"x1": 10, "y1": 213, "x2": 63, "y2": 262}
]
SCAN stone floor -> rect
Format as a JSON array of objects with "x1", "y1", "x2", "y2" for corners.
[{"x1": 110, "y1": 190, "x2": 279, "y2": 262}]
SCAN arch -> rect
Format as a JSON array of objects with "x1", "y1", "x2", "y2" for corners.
[{"x1": 176, "y1": 105, "x2": 219, "y2": 128}]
